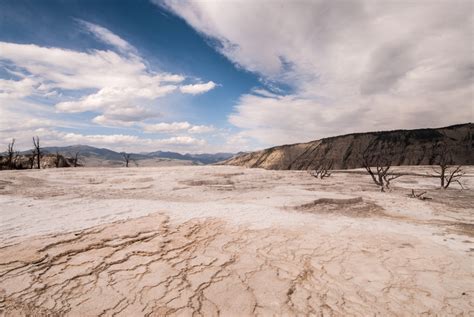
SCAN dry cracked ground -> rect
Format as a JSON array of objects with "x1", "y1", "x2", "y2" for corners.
[{"x1": 0, "y1": 166, "x2": 473, "y2": 316}]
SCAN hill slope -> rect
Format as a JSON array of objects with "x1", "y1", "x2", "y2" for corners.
[{"x1": 222, "y1": 123, "x2": 473, "y2": 170}]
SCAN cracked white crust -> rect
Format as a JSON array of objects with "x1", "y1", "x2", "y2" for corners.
[{"x1": 0, "y1": 166, "x2": 473, "y2": 315}]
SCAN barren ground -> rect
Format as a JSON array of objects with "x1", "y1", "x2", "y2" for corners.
[{"x1": 0, "y1": 166, "x2": 473, "y2": 316}]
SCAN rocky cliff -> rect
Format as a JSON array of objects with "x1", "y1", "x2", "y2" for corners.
[{"x1": 222, "y1": 123, "x2": 473, "y2": 170}]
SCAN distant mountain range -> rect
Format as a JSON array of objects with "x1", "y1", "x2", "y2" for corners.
[
  {"x1": 17, "y1": 145, "x2": 235, "y2": 167},
  {"x1": 221, "y1": 123, "x2": 473, "y2": 170},
  {"x1": 6, "y1": 123, "x2": 472, "y2": 170}
]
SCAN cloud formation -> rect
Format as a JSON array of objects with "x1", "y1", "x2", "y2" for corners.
[
  {"x1": 180, "y1": 81, "x2": 217, "y2": 95},
  {"x1": 0, "y1": 20, "x2": 218, "y2": 123},
  {"x1": 77, "y1": 19, "x2": 137, "y2": 55},
  {"x1": 60, "y1": 132, "x2": 205, "y2": 148},
  {"x1": 143, "y1": 121, "x2": 192, "y2": 133},
  {"x1": 143, "y1": 121, "x2": 214, "y2": 134},
  {"x1": 161, "y1": 0, "x2": 473, "y2": 146},
  {"x1": 188, "y1": 125, "x2": 215, "y2": 134},
  {"x1": 0, "y1": 20, "x2": 218, "y2": 152}
]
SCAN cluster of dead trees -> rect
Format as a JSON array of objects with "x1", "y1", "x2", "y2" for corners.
[
  {"x1": 2, "y1": 137, "x2": 133, "y2": 169},
  {"x1": 309, "y1": 142, "x2": 465, "y2": 192},
  {"x1": 0, "y1": 137, "x2": 81, "y2": 170},
  {"x1": 0, "y1": 138, "x2": 35, "y2": 170}
]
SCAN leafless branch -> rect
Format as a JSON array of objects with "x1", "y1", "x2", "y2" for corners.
[
  {"x1": 6, "y1": 138, "x2": 18, "y2": 169},
  {"x1": 309, "y1": 160, "x2": 333, "y2": 180},
  {"x1": 362, "y1": 152, "x2": 401, "y2": 192},
  {"x1": 432, "y1": 143, "x2": 465, "y2": 189},
  {"x1": 28, "y1": 150, "x2": 35, "y2": 169},
  {"x1": 67, "y1": 151, "x2": 81, "y2": 167},
  {"x1": 408, "y1": 189, "x2": 431, "y2": 200},
  {"x1": 122, "y1": 152, "x2": 131, "y2": 167}
]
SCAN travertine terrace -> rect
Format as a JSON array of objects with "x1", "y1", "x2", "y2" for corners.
[{"x1": 0, "y1": 166, "x2": 473, "y2": 316}]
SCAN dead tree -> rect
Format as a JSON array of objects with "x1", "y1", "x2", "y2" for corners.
[
  {"x1": 28, "y1": 150, "x2": 35, "y2": 169},
  {"x1": 432, "y1": 143, "x2": 464, "y2": 189},
  {"x1": 67, "y1": 151, "x2": 81, "y2": 167},
  {"x1": 32, "y1": 136, "x2": 41, "y2": 169},
  {"x1": 6, "y1": 138, "x2": 18, "y2": 169},
  {"x1": 362, "y1": 152, "x2": 401, "y2": 192},
  {"x1": 309, "y1": 160, "x2": 333, "y2": 179},
  {"x1": 122, "y1": 152, "x2": 131, "y2": 167},
  {"x1": 72, "y1": 151, "x2": 80, "y2": 167},
  {"x1": 408, "y1": 189, "x2": 431, "y2": 200},
  {"x1": 55, "y1": 151, "x2": 61, "y2": 168}
]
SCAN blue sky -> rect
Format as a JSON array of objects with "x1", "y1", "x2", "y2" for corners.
[{"x1": 0, "y1": 0, "x2": 472, "y2": 153}]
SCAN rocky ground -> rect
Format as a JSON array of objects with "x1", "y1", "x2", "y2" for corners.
[{"x1": 0, "y1": 166, "x2": 473, "y2": 316}]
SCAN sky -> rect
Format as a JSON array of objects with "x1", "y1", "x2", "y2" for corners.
[{"x1": 0, "y1": 0, "x2": 472, "y2": 153}]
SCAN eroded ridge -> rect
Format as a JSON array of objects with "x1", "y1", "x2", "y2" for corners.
[{"x1": 1, "y1": 212, "x2": 472, "y2": 316}]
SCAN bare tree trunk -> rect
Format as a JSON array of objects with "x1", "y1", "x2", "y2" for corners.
[
  {"x1": 432, "y1": 143, "x2": 464, "y2": 189},
  {"x1": 74, "y1": 151, "x2": 80, "y2": 167},
  {"x1": 55, "y1": 151, "x2": 61, "y2": 168},
  {"x1": 309, "y1": 160, "x2": 333, "y2": 180},
  {"x1": 33, "y1": 136, "x2": 41, "y2": 169},
  {"x1": 440, "y1": 165, "x2": 446, "y2": 188},
  {"x1": 122, "y1": 152, "x2": 131, "y2": 167},
  {"x1": 28, "y1": 151, "x2": 35, "y2": 169},
  {"x1": 6, "y1": 139, "x2": 16, "y2": 169},
  {"x1": 362, "y1": 152, "x2": 401, "y2": 192}
]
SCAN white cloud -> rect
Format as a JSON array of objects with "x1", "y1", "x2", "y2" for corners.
[
  {"x1": 0, "y1": 77, "x2": 38, "y2": 99},
  {"x1": 160, "y1": 0, "x2": 474, "y2": 147},
  {"x1": 0, "y1": 98, "x2": 64, "y2": 135},
  {"x1": 179, "y1": 81, "x2": 217, "y2": 94},
  {"x1": 62, "y1": 132, "x2": 140, "y2": 145},
  {"x1": 0, "y1": 20, "x2": 222, "y2": 153},
  {"x1": 0, "y1": 20, "x2": 217, "y2": 131},
  {"x1": 0, "y1": 42, "x2": 144, "y2": 90},
  {"x1": 143, "y1": 121, "x2": 215, "y2": 134},
  {"x1": 158, "y1": 136, "x2": 206, "y2": 146},
  {"x1": 226, "y1": 132, "x2": 250, "y2": 147},
  {"x1": 188, "y1": 125, "x2": 215, "y2": 134},
  {"x1": 92, "y1": 115, "x2": 134, "y2": 127},
  {"x1": 55, "y1": 85, "x2": 177, "y2": 113},
  {"x1": 91, "y1": 104, "x2": 161, "y2": 128},
  {"x1": 101, "y1": 105, "x2": 160, "y2": 122},
  {"x1": 0, "y1": 124, "x2": 207, "y2": 153},
  {"x1": 60, "y1": 132, "x2": 206, "y2": 149},
  {"x1": 143, "y1": 121, "x2": 191, "y2": 133},
  {"x1": 77, "y1": 19, "x2": 137, "y2": 55}
]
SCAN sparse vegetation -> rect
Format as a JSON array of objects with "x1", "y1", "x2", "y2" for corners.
[
  {"x1": 6, "y1": 139, "x2": 18, "y2": 170},
  {"x1": 55, "y1": 151, "x2": 61, "y2": 168},
  {"x1": 66, "y1": 151, "x2": 82, "y2": 167},
  {"x1": 0, "y1": 137, "x2": 78, "y2": 170},
  {"x1": 408, "y1": 189, "x2": 431, "y2": 200},
  {"x1": 73, "y1": 151, "x2": 81, "y2": 167},
  {"x1": 362, "y1": 152, "x2": 401, "y2": 192},
  {"x1": 27, "y1": 150, "x2": 35, "y2": 169},
  {"x1": 432, "y1": 143, "x2": 465, "y2": 189},
  {"x1": 1, "y1": 139, "x2": 20, "y2": 170},
  {"x1": 309, "y1": 159, "x2": 333, "y2": 179},
  {"x1": 33, "y1": 136, "x2": 42, "y2": 169},
  {"x1": 122, "y1": 152, "x2": 131, "y2": 167}
]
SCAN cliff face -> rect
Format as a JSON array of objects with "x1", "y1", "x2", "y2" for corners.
[{"x1": 222, "y1": 123, "x2": 473, "y2": 170}]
